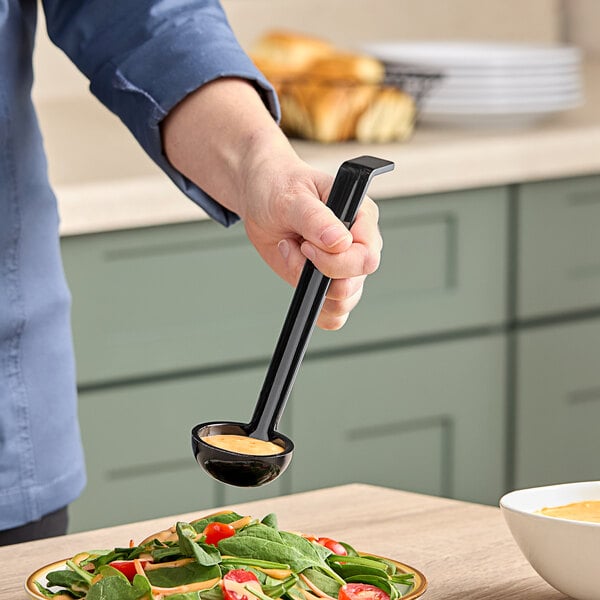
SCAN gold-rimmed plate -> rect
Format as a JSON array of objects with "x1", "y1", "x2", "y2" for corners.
[{"x1": 26, "y1": 553, "x2": 427, "y2": 600}]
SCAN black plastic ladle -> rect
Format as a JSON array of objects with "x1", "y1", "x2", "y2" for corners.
[{"x1": 192, "y1": 156, "x2": 394, "y2": 487}]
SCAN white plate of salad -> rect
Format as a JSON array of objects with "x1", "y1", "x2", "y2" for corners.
[{"x1": 25, "y1": 510, "x2": 427, "y2": 600}]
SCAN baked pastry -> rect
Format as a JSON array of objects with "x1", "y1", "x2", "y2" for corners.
[
  {"x1": 355, "y1": 87, "x2": 416, "y2": 143},
  {"x1": 309, "y1": 53, "x2": 385, "y2": 85},
  {"x1": 250, "y1": 29, "x2": 415, "y2": 143},
  {"x1": 284, "y1": 81, "x2": 377, "y2": 143},
  {"x1": 250, "y1": 30, "x2": 336, "y2": 77}
]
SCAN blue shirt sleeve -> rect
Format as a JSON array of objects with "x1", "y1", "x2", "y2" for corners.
[{"x1": 41, "y1": 0, "x2": 280, "y2": 226}]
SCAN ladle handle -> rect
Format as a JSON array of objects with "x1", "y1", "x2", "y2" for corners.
[{"x1": 249, "y1": 156, "x2": 395, "y2": 440}]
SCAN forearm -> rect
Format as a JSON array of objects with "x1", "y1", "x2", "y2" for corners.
[{"x1": 161, "y1": 78, "x2": 296, "y2": 220}]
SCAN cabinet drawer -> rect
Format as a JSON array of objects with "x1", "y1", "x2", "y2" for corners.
[
  {"x1": 518, "y1": 175, "x2": 600, "y2": 318},
  {"x1": 515, "y1": 318, "x2": 600, "y2": 490},
  {"x1": 290, "y1": 335, "x2": 506, "y2": 506},
  {"x1": 62, "y1": 221, "x2": 291, "y2": 385},
  {"x1": 69, "y1": 366, "x2": 293, "y2": 532},
  {"x1": 311, "y1": 186, "x2": 508, "y2": 352}
]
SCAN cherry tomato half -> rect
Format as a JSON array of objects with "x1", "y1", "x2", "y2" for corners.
[
  {"x1": 203, "y1": 521, "x2": 236, "y2": 545},
  {"x1": 109, "y1": 560, "x2": 148, "y2": 582},
  {"x1": 222, "y1": 569, "x2": 262, "y2": 600},
  {"x1": 317, "y1": 537, "x2": 348, "y2": 556},
  {"x1": 339, "y1": 583, "x2": 390, "y2": 600}
]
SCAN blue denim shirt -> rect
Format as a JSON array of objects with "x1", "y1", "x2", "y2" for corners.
[{"x1": 0, "y1": 0, "x2": 277, "y2": 530}]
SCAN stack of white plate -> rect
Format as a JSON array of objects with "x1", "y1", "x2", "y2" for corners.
[{"x1": 361, "y1": 42, "x2": 583, "y2": 127}]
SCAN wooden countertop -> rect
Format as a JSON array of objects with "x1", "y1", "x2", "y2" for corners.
[{"x1": 0, "y1": 484, "x2": 562, "y2": 599}]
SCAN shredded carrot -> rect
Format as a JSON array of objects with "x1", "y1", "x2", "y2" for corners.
[
  {"x1": 256, "y1": 567, "x2": 293, "y2": 579},
  {"x1": 299, "y1": 574, "x2": 338, "y2": 600},
  {"x1": 150, "y1": 576, "x2": 220, "y2": 596},
  {"x1": 139, "y1": 525, "x2": 176, "y2": 546},
  {"x1": 229, "y1": 515, "x2": 253, "y2": 530},
  {"x1": 129, "y1": 539, "x2": 135, "y2": 548},
  {"x1": 298, "y1": 587, "x2": 322, "y2": 600},
  {"x1": 134, "y1": 559, "x2": 147, "y2": 578}
]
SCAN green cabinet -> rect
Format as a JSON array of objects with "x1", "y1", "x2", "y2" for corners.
[
  {"x1": 61, "y1": 222, "x2": 290, "y2": 386},
  {"x1": 518, "y1": 175, "x2": 600, "y2": 319},
  {"x1": 311, "y1": 186, "x2": 508, "y2": 349},
  {"x1": 515, "y1": 318, "x2": 600, "y2": 490},
  {"x1": 513, "y1": 175, "x2": 600, "y2": 491},
  {"x1": 292, "y1": 336, "x2": 506, "y2": 506}
]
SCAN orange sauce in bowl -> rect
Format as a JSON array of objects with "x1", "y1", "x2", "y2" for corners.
[{"x1": 537, "y1": 500, "x2": 600, "y2": 523}]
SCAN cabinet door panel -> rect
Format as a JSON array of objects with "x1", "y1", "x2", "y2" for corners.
[
  {"x1": 62, "y1": 221, "x2": 290, "y2": 386},
  {"x1": 310, "y1": 187, "x2": 508, "y2": 352},
  {"x1": 518, "y1": 175, "x2": 600, "y2": 318},
  {"x1": 69, "y1": 366, "x2": 292, "y2": 532},
  {"x1": 516, "y1": 318, "x2": 600, "y2": 489},
  {"x1": 290, "y1": 336, "x2": 506, "y2": 506}
]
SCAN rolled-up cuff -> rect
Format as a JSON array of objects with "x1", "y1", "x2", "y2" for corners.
[{"x1": 90, "y1": 22, "x2": 279, "y2": 226}]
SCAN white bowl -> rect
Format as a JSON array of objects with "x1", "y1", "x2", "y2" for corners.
[{"x1": 500, "y1": 482, "x2": 600, "y2": 600}]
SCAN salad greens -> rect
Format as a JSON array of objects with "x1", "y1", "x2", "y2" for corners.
[{"x1": 34, "y1": 511, "x2": 415, "y2": 600}]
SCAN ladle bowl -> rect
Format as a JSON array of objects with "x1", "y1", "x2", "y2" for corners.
[
  {"x1": 192, "y1": 156, "x2": 394, "y2": 487},
  {"x1": 192, "y1": 422, "x2": 293, "y2": 487}
]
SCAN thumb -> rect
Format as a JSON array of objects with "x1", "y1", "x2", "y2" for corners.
[{"x1": 287, "y1": 194, "x2": 353, "y2": 253}]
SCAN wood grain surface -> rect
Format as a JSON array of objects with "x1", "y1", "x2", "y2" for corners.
[{"x1": 0, "y1": 484, "x2": 565, "y2": 599}]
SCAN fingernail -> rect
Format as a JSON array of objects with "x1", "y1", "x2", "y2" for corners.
[
  {"x1": 278, "y1": 239, "x2": 290, "y2": 260},
  {"x1": 301, "y1": 242, "x2": 316, "y2": 261},
  {"x1": 320, "y1": 225, "x2": 350, "y2": 248}
]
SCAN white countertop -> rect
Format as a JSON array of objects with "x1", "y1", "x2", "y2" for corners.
[{"x1": 41, "y1": 63, "x2": 600, "y2": 237}]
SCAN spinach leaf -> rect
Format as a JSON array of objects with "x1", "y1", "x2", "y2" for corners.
[
  {"x1": 262, "y1": 574, "x2": 298, "y2": 598},
  {"x1": 132, "y1": 574, "x2": 153, "y2": 597},
  {"x1": 302, "y1": 568, "x2": 341, "y2": 596},
  {"x1": 34, "y1": 581, "x2": 81, "y2": 599},
  {"x1": 45, "y1": 569, "x2": 88, "y2": 590},
  {"x1": 97, "y1": 565, "x2": 130, "y2": 581},
  {"x1": 200, "y1": 584, "x2": 225, "y2": 600},
  {"x1": 339, "y1": 542, "x2": 359, "y2": 557},
  {"x1": 260, "y1": 513, "x2": 278, "y2": 529},
  {"x1": 329, "y1": 557, "x2": 388, "y2": 581},
  {"x1": 330, "y1": 563, "x2": 388, "y2": 580},
  {"x1": 177, "y1": 522, "x2": 222, "y2": 566},
  {"x1": 152, "y1": 544, "x2": 185, "y2": 563},
  {"x1": 87, "y1": 575, "x2": 149, "y2": 600},
  {"x1": 65, "y1": 560, "x2": 93, "y2": 585},
  {"x1": 145, "y1": 562, "x2": 220, "y2": 588},
  {"x1": 327, "y1": 555, "x2": 388, "y2": 572},
  {"x1": 218, "y1": 526, "x2": 344, "y2": 584}
]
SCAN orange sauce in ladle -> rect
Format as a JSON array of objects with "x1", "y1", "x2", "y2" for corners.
[{"x1": 201, "y1": 434, "x2": 284, "y2": 456}]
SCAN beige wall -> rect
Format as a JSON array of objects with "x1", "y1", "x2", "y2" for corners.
[
  {"x1": 564, "y1": 0, "x2": 600, "y2": 59},
  {"x1": 34, "y1": 0, "x2": 563, "y2": 103},
  {"x1": 223, "y1": 0, "x2": 562, "y2": 51}
]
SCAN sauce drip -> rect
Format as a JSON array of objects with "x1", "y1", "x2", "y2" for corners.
[
  {"x1": 201, "y1": 434, "x2": 284, "y2": 456},
  {"x1": 538, "y1": 500, "x2": 600, "y2": 523}
]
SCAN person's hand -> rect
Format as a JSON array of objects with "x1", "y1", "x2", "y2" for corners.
[
  {"x1": 238, "y1": 153, "x2": 382, "y2": 330},
  {"x1": 162, "y1": 78, "x2": 383, "y2": 329}
]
